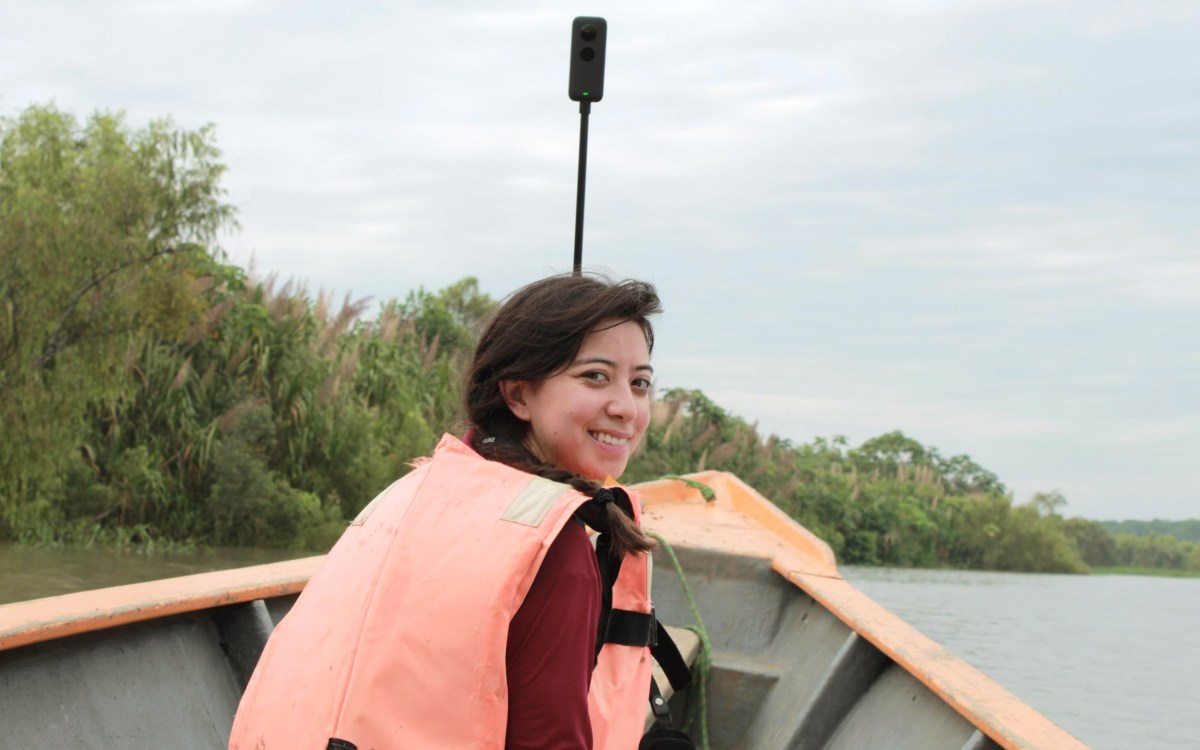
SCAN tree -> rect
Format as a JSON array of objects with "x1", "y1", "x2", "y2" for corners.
[
  {"x1": 1060, "y1": 517, "x2": 1116, "y2": 567},
  {"x1": 0, "y1": 104, "x2": 235, "y2": 522},
  {"x1": 851, "y1": 431, "x2": 933, "y2": 473},
  {"x1": 992, "y1": 504, "x2": 1087, "y2": 573},
  {"x1": 393, "y1": 276, "x2": 496, "y2": 353},
  {"x1": 937, "y1": 452, "x2": 1006, "y2": 495},
  {"x1": 1030, "y1": 489, "x2": 1067, "y2": 518}
]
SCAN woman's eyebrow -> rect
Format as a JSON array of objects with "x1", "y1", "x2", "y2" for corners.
[{"x1": 574, "y1": 356, "x2": 654, "y2": 374}]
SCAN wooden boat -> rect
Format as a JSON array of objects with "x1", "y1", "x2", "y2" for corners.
[{"x1": 0, "y1": 471, "x2": 1090, "y2": 749}]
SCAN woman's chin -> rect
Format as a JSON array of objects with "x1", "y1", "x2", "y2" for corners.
[{"x1": 574, "y1": 459, "x2": 627, "y2": 483}]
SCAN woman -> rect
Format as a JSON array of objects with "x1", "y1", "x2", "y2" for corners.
[{"x1": 229, "y1": 274, "x2": 662, "y2": 750}]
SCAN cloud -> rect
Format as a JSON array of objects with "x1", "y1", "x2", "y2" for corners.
[{"x1": 853, "y1": 209, "x2": 1200, "y2": 308}]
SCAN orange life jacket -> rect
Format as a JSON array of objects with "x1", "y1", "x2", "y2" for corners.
[{"x1": 229, "y1": 434, "x2": 653, "y2": 750}]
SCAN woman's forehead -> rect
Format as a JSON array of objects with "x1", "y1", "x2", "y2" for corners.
[{"x1": 576, "y1": 319, "x2": 651, "y2": 359}]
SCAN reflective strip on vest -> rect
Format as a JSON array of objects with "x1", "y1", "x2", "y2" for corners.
[{"x1": 501, "y1": 475, "x2": 573, "y2": 526}]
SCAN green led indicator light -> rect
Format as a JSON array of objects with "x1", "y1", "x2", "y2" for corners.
[{"x1": 582, "y1": 92, "x2": 589, "y2": 97}]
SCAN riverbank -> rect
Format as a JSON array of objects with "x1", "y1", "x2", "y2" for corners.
[{"x1": 1091, "y1": 565, "x2": 1200, "y2": 578}]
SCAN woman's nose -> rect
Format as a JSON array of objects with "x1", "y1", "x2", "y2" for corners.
[{"x1": 607, "y1": 384, "x2": 637, "y2": 420}]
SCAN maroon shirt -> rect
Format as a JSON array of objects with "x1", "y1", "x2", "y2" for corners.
[{"x1": 505, "y1": 519, "x2": 601, "y2": 750}]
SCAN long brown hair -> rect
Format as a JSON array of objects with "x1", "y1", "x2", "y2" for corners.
[{"x1": 464, "y1": 273, "x2": 660, "y2": 557}]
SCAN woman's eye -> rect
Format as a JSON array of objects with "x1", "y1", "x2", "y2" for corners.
[
  {"x1": 581, "y1": 371, "x2": 608, "y2": 383},
  {"x1": 632, "y1": 377, "x2": 652, "y2": 392}
]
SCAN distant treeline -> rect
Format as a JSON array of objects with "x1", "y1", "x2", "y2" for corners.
[
  {"x1": 1097, "y1": 519, "x2": 1200, "y2": 544},
  {"x1": 3, "y1": 104, "x2": 1196, "y2": 576},
  {"x1": 623, "y1": 394, "x2": 1200, "y2": 575}
]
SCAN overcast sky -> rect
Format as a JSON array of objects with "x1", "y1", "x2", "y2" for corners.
[{"x1": 4, "y1": 0, "x2": 1197, "y2": 520}]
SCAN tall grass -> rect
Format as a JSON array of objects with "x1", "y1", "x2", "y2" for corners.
[{"x1": 6, "y1": 268, "x2": 475, "y2": 549}]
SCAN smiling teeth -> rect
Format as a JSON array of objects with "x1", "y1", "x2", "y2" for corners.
[{"x1": 591, "y1": 432, "x2": 628, "y2": 446}]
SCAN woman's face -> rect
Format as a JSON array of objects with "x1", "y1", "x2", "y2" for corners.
[{"x1": 502, "y1": 319, "x2": 653, "y2": 481}]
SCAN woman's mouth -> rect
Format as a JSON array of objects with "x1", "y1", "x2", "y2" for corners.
[{"x1": 590, "y1": 431, "x2": 629, "y2": 447}]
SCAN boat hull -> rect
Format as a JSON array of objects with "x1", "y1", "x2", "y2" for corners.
[{"x1": 0, "y1": 472, "x2": 1090, "y2": 750}]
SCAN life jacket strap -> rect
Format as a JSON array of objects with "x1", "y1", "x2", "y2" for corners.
[
  {"x1": 648, "y1": 620, "x2": 693, "y2": 695},
  {"x1": 603, "y1": 607, "x2": 657, "y2": 647},
  {"x1": 648, "y1": 677, "x2": 673, "y2": 724},
  {"x1": 601, "y1": 608, "x2": 693, "y2": 700}
]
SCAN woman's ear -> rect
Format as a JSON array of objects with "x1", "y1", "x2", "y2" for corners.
[{"x1": 499, "y1": 380, "x2": 532, "y2": 422}]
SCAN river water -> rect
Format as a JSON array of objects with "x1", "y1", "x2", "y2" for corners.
[
  {"x1": 841, "y1": 566, "x2": 1200, "y2": 750},
  {"x1": 2, "y1": 545, "x2": 1197, "y2": 749},
  {"x1": 0, "y1": 543, "x2": 310, "y2": 605}
]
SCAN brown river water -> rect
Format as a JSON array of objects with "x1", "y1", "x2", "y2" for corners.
[{"x1": 2, "y1": 545, "x2": 1196, "y2": 750}]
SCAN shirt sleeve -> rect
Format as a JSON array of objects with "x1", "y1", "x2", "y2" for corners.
[{"x1": 505, "y1": 519, "x2": 602, "y2": 750}]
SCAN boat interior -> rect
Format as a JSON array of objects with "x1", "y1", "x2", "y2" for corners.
[{"x1": 651, "y1": 544, "x2": 1001, "y2": 750}]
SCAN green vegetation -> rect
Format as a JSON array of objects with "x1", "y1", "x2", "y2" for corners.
[
  {"x1": 2, "y1": 103, "x2": 1195, "y2": 576},
  {"x1": 629, "y1": 394, "x2": 1066, "y2": 573},
  {"x1": 2, "y1": 105, "x2": 233, "y2": 537},
  {"x1": 1, "y1": 104, "x2": 481, "y2": 548}
]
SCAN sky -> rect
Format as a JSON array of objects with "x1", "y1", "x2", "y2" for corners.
[{"x1": 3, "y1": 0, "x2": 1197, "y2": 520}]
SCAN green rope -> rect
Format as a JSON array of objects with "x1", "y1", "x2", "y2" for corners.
[
  {"x1": 648, "y1": 530, "x2": 712, "y2": 750},
  {"x1": 660, "y1": 475, "x2": 717, "y2": 502}
]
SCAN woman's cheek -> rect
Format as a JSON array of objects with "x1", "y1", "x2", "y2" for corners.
[{"x1": 636, "y1": 406, "x2": 651, "y2": 436}]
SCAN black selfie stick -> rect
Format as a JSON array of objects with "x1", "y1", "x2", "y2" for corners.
[
  {"x1": 568, "y1": 17, "x2": 607, "y2": 275},
  {"x1": 573, "y1": 102, "x2": 590, "y2": 276}
]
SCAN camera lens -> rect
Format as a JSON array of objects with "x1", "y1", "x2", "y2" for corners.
[{"x1": 580, "y1": 24, "x2": 597, "y2": 41}]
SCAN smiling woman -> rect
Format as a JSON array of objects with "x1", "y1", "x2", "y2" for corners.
[
  {"x1": 465, "y1": 274, "x2": 662, "y2": 557},
  {"x1": 229, "y1": 273, "x2": 676, "y2": 750},
  {"x1": 500, "y1": 319, "x2": 654, "y2": 482}
]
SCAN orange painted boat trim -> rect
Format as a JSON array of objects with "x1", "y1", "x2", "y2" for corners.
[
  {"x1": 0, "y1": 555, "x2": 322, "y2": 652},
  {"x1": 637, "y1": 472, "x2": 1089, "y2": 750},
  {"x1": 639, "y1": 471, "x2": 838, "y2": 578}
]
